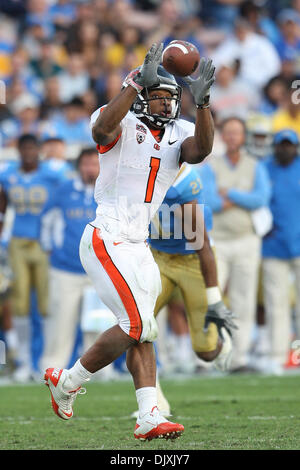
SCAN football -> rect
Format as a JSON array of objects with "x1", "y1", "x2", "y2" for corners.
[{"x1": 162, "y1": 40, "x2": 200, "y2": 77}]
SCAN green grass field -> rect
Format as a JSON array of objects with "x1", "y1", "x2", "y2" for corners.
[{"x1": 0, "y1": 374, "x2": 299, "y2": 450}]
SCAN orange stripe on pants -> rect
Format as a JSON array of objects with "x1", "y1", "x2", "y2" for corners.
[{"x1": 92, "y1": 228, "x2": 142, "y2": 341}]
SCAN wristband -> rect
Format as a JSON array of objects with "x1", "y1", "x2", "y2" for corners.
[
  {"x1": 196, "y1": 103, "x2": 210, "y2": 109},
  {"x1": 196, "y1": 94, "x2": 210, "y2": 109},
  {"x1": 206, "y1": 287, "x2": 222, "y2": 305},
  {"x1": 126, "y1": 78, "x2": 144, "y2": 94}
]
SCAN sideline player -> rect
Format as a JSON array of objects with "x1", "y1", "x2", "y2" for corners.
[
  {"x1": 147, "y1": 164, "x2": 237, "y2": 416},
  {"x1": 40, "y1": 148, "x2": 99, "y2": 371},
  {"x1": 0, "y1": 134, "x2": 66, "y2": 382},
  {"x1": 44, "y1": 43, "x2": 215, "y2": 441}
]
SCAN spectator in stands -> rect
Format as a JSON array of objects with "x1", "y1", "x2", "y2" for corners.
[
  {"x1": 48, "y1": 0, "x2": 77, "y2": 30},
  {"x1": 259, "y1": 75, "x2": 289, "y2": 116},
  {"x1": 4, "y1": 77, "x2": 27, "y2": 109},
  {"x1": 6, "y1": 47, "x2": 43, "y2": 100},
  {"x1": 81, "y1": 89, "x2": 98, "y2": 118},
  {"x1": 272, "y1": 78, "x2": 300, "y2": 137},
  {"x1": 0, "y1": 17, "x2": 18, "y2": 83},
  {"x1": 239, "y1": 1, "x2": 281, "y2": 45},
  {"x1": 39, "y1": 76, "x2": 63, "y2": 120},
  {"x1": 201, "y1": 0, "x2": 243, "y2": 32},
  {"x1": 199, "y1": 117, "x2": 271, "y2": 372},
  {"x1": 212, "y1": 18, "x2": 281, "y2": 91},
  {"x1": 262, "y1": 129, "x2": 300, "y2": 375},
  {"x1": 75, "y1": 20, "x2": 102, "y2": 71},
  {"x1": 24, "y1": 0, "x2": 54, "y2": 39},
  {"x1": 274, "y1": 9, "x2": 300, "y2": 63},
  {"x1": 40, "y1": 148, "x2": 99, "y2": 370},
  {"x1": 42, "y1": 97, "x2": 94, "y2": 145},
  {"x1": 104, "y1": 26, "x2": 147, "y2": 72},
  {"x1": 1, "y1": 93, "x2": 41, "y2": 147},
  {"x1": 293, "y1": 0, "x2": 300, "y2": 14},
  {"x1": 57, "y1": 53, "x2": 90, "y2": 104},
  {"x1": 95, "y1": 70, "x2": 123, "y2": 107},
  {"x1": 64, "y1": 2, "x2": 97, "y2": 54},
  {"x1": 30, "y1": 38, "x2": 62, "y2": 80},
  {"x1": 210, "y1": 58, "x2": 259, "y2": 122}
]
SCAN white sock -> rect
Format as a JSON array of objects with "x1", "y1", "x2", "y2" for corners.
[
  {"x1": 64, "y1": 359, "x2": 93, "y2": 390},
  {"x1": 4, "y1": 328, "x2": 19, "y2": 352},
  {"x1": 136, "y1": 387, "x2": 157, "y2": 418},
  {"x1": 14, "y1": 316, "x2": 31, "y2": 367},
  {"x1": 177, "y1": 334, "x2": 193, "y2": 362}
]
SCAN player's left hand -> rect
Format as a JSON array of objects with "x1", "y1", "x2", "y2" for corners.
[
  {"x1": 203, "y1": 300, "x2": 238, "y2": 339},
  {"x1": 184, "y1": 57, "x2": 215, "y2": 107}
]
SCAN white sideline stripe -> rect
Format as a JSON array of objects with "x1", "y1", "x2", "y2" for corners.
[
  {"x1": 176, "y1": 415, "x2": 295, "y2": 421},
  {"x1": 3, "y1": 416, "x2": 133, "y2": 423},
  {"x1": 3, "y1": 414, "x2": 295, "y2": 424},
  {"x1": 247, "y1": 415, "x2": 295, "y2": 420}
]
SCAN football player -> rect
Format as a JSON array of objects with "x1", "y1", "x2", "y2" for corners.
[
  {"x1": 246, "y1": 113, "x2": 273, "y2": 160},
  {"x1": 0, "y1": 241, "x2": 16, "y2": 375},
  {"x1": 40, "y1": 148, "x2": 98, "y2": 372},
  {"x1": 40, "y1": 137, "x2": 74, "y2": 183},
  {"x1": 146, "y1": 163, "x2": 237, "y2": 416},
  {"x1": 0, "y1": 134, "x2": 68, "y2": 382},
  {"x1": 44, "y1": 43, "x2": 215, "y2": 441}
]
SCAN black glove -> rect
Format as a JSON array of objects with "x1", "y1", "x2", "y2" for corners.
[{"x1": 204, "y1": 301, "x2": 238, "y2": 339}]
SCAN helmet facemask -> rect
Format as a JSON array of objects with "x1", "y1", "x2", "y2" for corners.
[{"x1": 131, "y1": 67, "x2": 182, "y2": 128}]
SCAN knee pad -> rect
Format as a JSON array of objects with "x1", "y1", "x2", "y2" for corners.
[{"x1": 140, "y1": 315, "x2": 158, "y2": 343}]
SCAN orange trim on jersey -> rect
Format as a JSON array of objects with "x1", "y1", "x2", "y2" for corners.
[
  {"x1": 96, "y1": 132, "x2": 122, "y2": 154},
  {"x1": 144, "y1": 157, "x2": 161, "y2": 203},
  {"x1": 150, "y1": 129, "x2": 163, "y2": 143},
  {"x1": 91, "y1": 228, "x2": 142, "y2": 342}
]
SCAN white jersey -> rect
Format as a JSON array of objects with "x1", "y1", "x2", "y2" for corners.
[{"x1": 90, "y1": 108, "x2": 195, "y2": 242}]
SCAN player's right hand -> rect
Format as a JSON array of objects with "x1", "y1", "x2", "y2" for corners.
[
  {"x1": 133, "y1": 43, "x2": 163, "y2": 91},
  {"x1": 203, "y1": 300, "x2": 238, "y2": 339}
]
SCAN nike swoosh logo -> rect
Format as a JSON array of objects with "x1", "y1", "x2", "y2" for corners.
[
  {"x1": 61, "y1": 410, "x2": 73, "y2": 418},
  {"x1": 168, "y1": 140, "x2": 178, "y2": 145},
  {"x1": 68, "y1": 387, "x2": 81, "y2": 393},
  {"x1": 113, "y1": 241, "x2": 123, "y2": 246}
]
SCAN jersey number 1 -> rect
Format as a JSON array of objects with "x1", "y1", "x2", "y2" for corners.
[{"x1": 144, "y1": 157, "x2": 161, "y2": 203}]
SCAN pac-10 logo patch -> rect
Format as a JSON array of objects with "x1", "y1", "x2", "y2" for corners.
[
  {"x1": 136, "y1": 132, "x2": 145, "y2": 144},
  {"x1": 136, "y1": 124, "x2": 147, "y2": 134}
]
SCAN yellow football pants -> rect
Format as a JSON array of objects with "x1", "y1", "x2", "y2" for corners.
[
  {"x1": 9, "y1": 238, "x2": 49, "y2": 316},
  {"x1": 152, "y1": 248, "x2": 218, "y2": 353}
]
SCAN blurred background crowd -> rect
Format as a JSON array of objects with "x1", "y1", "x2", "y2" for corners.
[{"x1": 0, "y1": 0, "x2": 300, "y2": 383}]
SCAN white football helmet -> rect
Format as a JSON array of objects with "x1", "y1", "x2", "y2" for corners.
[
  {"x1": 246, "y1": 113, "x2": 273, "y2": 159},
  {"x1": 124, "y1": 65, "x2": 182, "y2": 128}
]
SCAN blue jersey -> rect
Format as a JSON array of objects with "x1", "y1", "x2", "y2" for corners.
[
  {"x1": 262, "y1": 155, "x2": 300, "y2": 259},
  {"x1": 149, "y1": 165, "x2": 212, "y2": 255},
  {"x1": 0, "y1": 160, "x2": 19, "y2": 179},
  {"x1": 40, "y1": 159, "x2": 74, "y2": 185},
  {"x1": 41, "y1": 177, "x2": 97, "y2": 273},
  {"x1": 0, "y1": 166, "x2": 61, "y2": 240}
]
